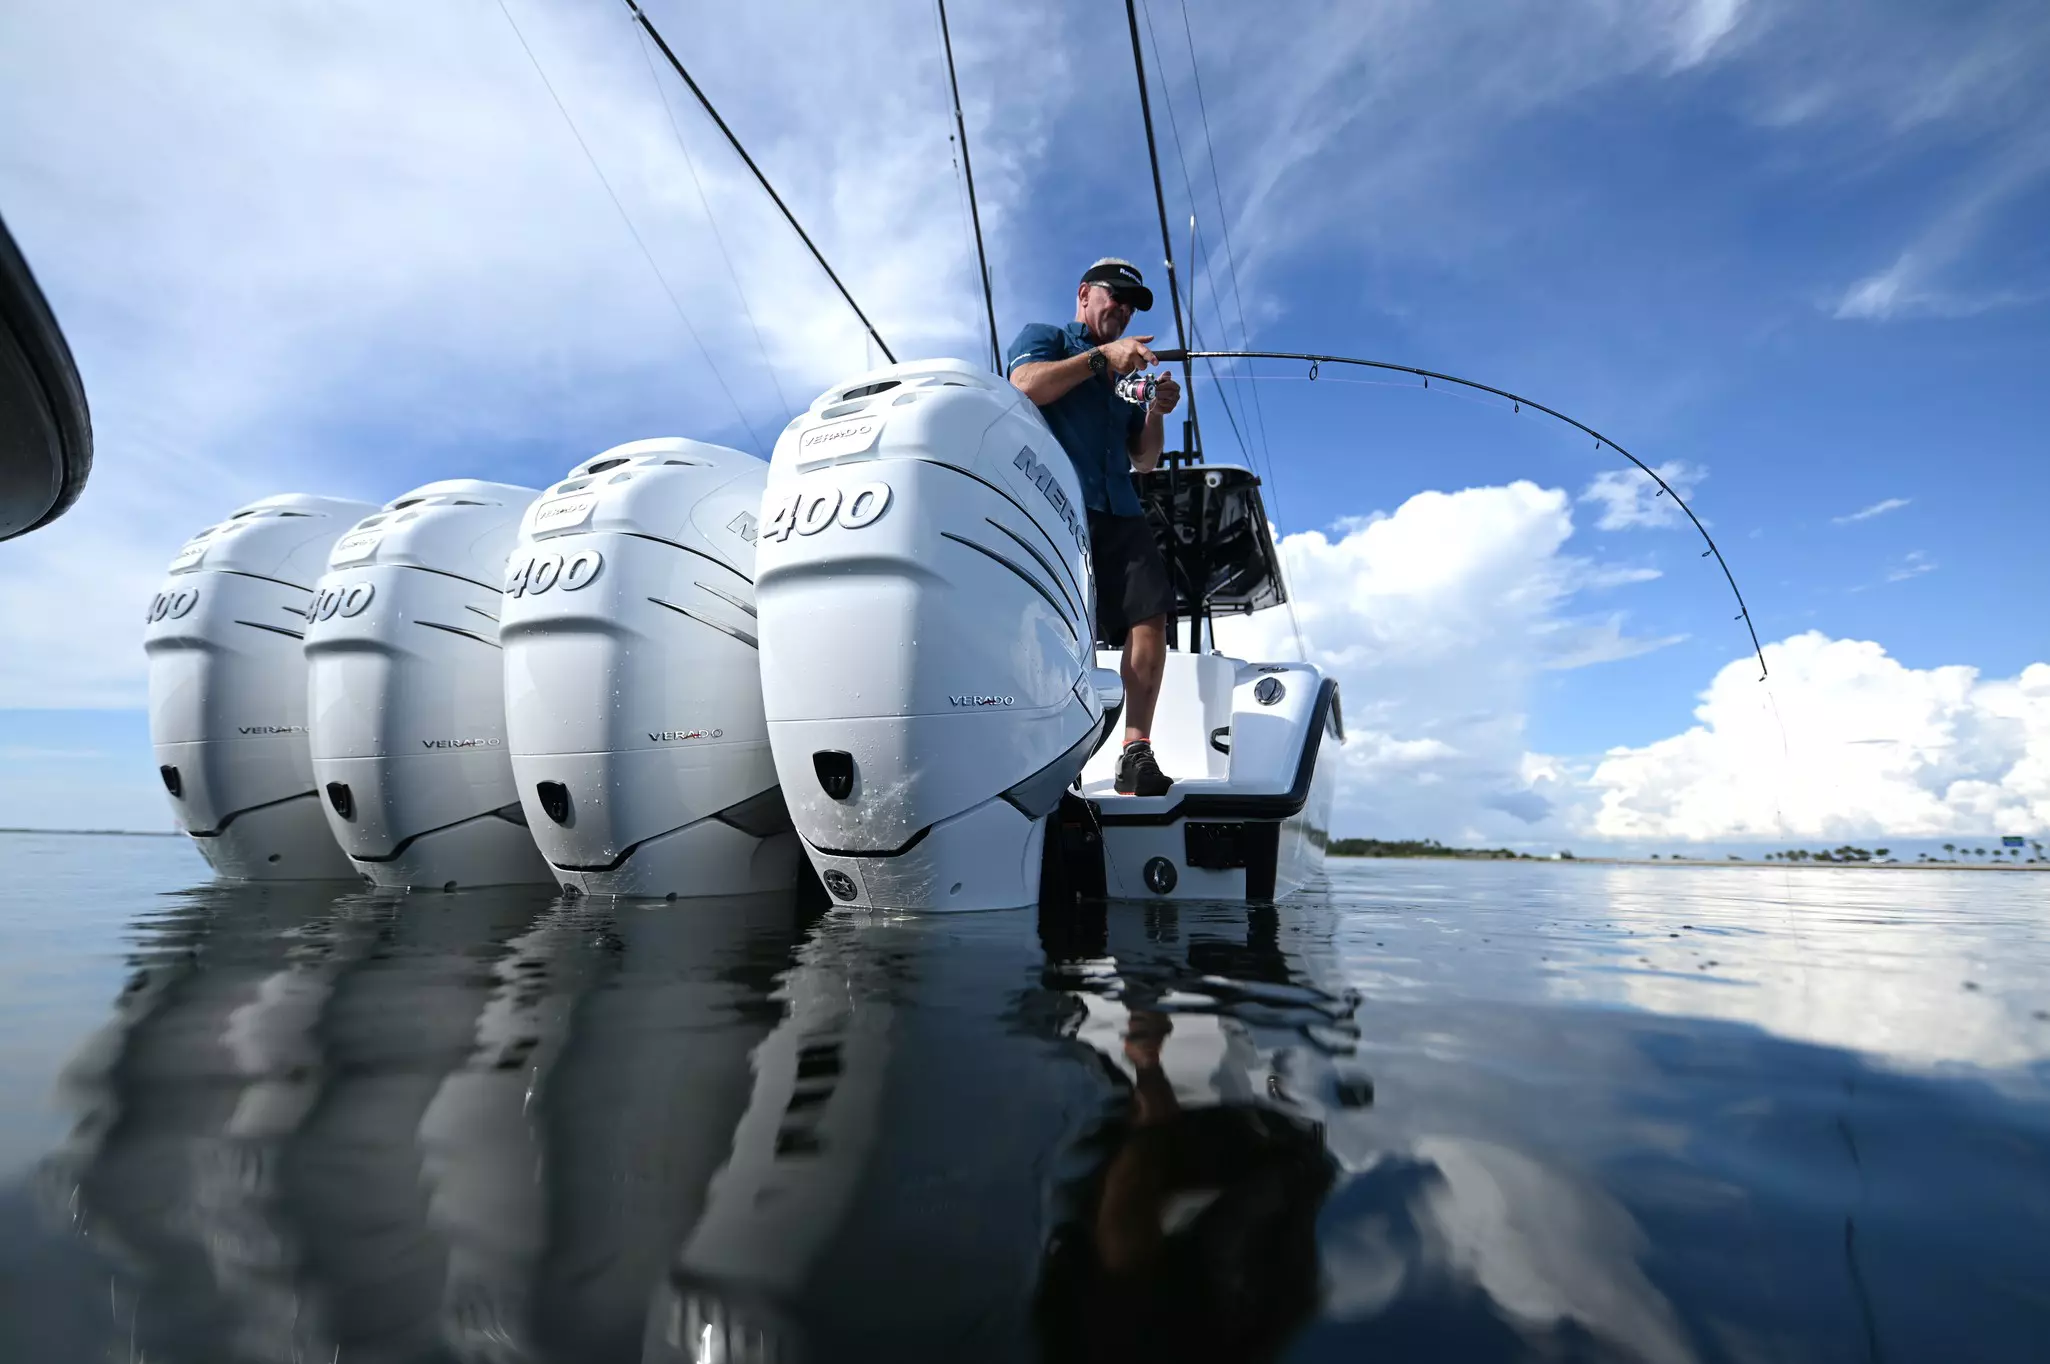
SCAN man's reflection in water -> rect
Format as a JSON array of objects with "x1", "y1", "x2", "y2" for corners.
[
  {"x1": 1041, "y1": 899, "x2": 1701, "y2": 1364},
  {"x1": 1037, "y1": 905, "x2": 1337, "y2": 1364}
]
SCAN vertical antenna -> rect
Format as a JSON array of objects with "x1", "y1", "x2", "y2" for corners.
[
  {"x1": 936, "y1": 0, "x2": 1002, "y2": 373},
  {"x1": 1122, "y1": 0, "x2": 1198, "y2": 460},
  {"x1": 1185, "y1": 211, "x2": 1204, "y2": 462}
]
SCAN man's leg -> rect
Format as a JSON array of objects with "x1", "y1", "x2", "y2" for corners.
[{"x1": 1121, "y1": 613, "x2": 1168, "y2": 745}]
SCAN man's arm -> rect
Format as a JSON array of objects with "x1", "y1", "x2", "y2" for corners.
[
  {"x1": 1010, "y1": 334, "x2": 1159, "y2": 405},
  {"x1": 1131, "y1": 407, "x2": 1167, "y2": 473},
  {"x1": 1009, "y1": 349, "x2": 1099, "y2": 406}
]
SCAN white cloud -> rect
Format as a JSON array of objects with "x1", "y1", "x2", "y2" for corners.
[
  {"x1": 1668, "y1": 0, "x2": 1750, "y2": 70},
  {"x1": 1833, "y1": 255, "x2": 1915, "y2": 320},
  {"x1": 1215, "y1": 480, "x2": 1674, "y2": 840},
  {"x1": 1147, "y1": 0, "x2": 2050, "y2": 342},
  {"x1": 0, "y1": 0, "x2": 1069, "y2": 708},
  {"x1": 1832, "y1": 250, "x2": 2041, "y2": 321},
  {"x1": 1829, "y1": 131, "x2": 2050, "y2": 322},
  {"x1": 1218, "y1": 489, "x2": 2044, "y2": 847},
  {"x1": 1578, "y1": 461, "x2": 1706, "y2": 532},
  {"x1": 1885, "y1": 549, "x2": 1937, "y2": 582},
  {"x1": 1143, "y1": 0, "x2": 1792, "y2": 328},
  {"x1": 1846, "y1": 549, "x2": 1937, "y2": 593},
  {"x1": 1833, "y1": 497, "x2": 1910, "y2": 524},
  {"x1": 1590, "y1": 632, "x2": 2050, "y2": 841}
]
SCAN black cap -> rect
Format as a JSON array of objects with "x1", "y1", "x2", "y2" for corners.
[{"x1": 1080, "y1": 258, "x2": 1153, "y2": 311}]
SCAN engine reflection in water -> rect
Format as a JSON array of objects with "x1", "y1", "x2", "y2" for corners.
[{"x1": 13, "y1": 843, "x2": 2050, "y2": 1364}]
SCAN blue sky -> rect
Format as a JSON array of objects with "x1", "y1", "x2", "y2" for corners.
[{"x1": 1, "y1": 0, "x2": 2045, "y2": 847}]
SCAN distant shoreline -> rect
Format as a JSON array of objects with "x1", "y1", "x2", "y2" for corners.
[
  {"x1": 0, "y1": 827, "x2": 181, "y2": 838},
  {"x1": 1330, "y1": 854, "x2": 2045, "y2": 871},
  {"x1": 2, "y1": 830, "x2": 2035, "y2": 868}
]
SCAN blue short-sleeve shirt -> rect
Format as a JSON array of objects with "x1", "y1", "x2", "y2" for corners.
[{"x1": 1006, "y1": 321, "x2": 1147, "y2": 518}]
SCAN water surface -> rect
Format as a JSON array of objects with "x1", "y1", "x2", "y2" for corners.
[{"x1": 2, "y1": 833, "x2": 2045, "y2": 1362}]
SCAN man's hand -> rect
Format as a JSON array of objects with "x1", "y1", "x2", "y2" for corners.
[
  {"x1": 1146, "y1": 371, "x2": 1181, "y2": 416},
  {"x1": 1097, "y1": 335, "x2": 1156, "y2": 375}
]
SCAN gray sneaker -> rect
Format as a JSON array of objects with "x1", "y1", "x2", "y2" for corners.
[{"x1": 1113, "y1": 740, "x2": 1173, "y2": 797}]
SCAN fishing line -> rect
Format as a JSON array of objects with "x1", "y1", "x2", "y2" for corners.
[
  {"x1": 1176, "y1": 0, "x2": 1279, "y2": 493},
  {"x1": 1122, "y1": 0, "x2": 1197, "y2": 436},
  {"x1": 495, "y1": 0, "x2": 766, "y2": 455},
  {"x1": 1180, "y1": 229, "x2": 1308, "y2": 661},
  {"x1": 935, "y1": 0, "x2": 1002, "y2": 373},
  {"x1": 1157, "y1": 346, "x2": 1768, "y2": 679},
  {"x1": 1127, "y1": 0, "x2": 1308, "y2": 662},
  {"x1": 1178, "y1": 218, "x2": 1240, "y2": 461},
  {"x1": 1188, "y1": 221, "x2": 1290, "y2": 524},
  {"x1": 1144, "y1": 0, "x2": 1279, "y2": 517},
  {"x1": 627, "y1": 22, "x2": 793, "y2": 421}
]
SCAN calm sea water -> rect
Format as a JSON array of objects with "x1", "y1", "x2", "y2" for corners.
[{"x1": 1, "y1": 831, "x2": 2046, "y2": 1362}]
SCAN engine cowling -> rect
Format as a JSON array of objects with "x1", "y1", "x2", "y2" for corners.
[
  {"x1": 145, "y1": 494, "x2": 377, "y2": 879},
  {"x1": 303, "y1": 479, "x2": 549, "y2": 889},
  {"x1": 501, "y1": 438, "x2": 799, "y2": 897},
  {"x1": 755, "y1": 360, "x2": 1106, "y2": 910}
]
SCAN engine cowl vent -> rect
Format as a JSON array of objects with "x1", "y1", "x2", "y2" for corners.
[{"x1": 813, "y1": 750, "x2": 855, "y2": 801}]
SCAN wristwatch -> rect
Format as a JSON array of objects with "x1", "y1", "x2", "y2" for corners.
[{"x1": 1086, "y1": 348, "x2": 1108, "y2": 379}]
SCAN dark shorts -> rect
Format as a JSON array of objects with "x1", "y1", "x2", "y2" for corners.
[{"x1": 1087, "y1": 511, "x2": 1176, "y2": 647}]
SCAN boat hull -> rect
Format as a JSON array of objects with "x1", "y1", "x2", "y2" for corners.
[{"x1": 1076, "y1": 654, "x2": 1339, "y2": 903}]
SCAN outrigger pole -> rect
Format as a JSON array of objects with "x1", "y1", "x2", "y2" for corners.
[
  {"x1": 623, "y1": 0, "x2": 896, "y2": 363},
  {"x1": 1155, "y1": 346, "x2": 1769, "y2": 679}
]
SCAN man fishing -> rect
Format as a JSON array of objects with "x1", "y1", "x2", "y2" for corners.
[{"x1": 1007, "y1": 258, "x2": 1182, "y2": 797}]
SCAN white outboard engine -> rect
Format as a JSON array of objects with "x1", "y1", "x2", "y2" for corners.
[
  {"x1": 303, "y1": 480, "x2": 550, "y2": 889},
  {"x1": 755, "y1": 360, "x2": 1113, "y2": 911},
  {"x1": 502, "y1": 439, "x2": 800, "y2": 897},
  {"x1": 145, "y1": 495, "x2": 377, "y2": 879}
]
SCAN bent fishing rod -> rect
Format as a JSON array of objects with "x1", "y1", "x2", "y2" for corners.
[{"x1": 1150, "y1": 346, "x2": 1767, "y2": 680}]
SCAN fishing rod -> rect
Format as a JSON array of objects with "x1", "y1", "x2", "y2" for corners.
[
  {"x1": 622, "y1": 0, "x2": 896, "y2": 363},
  {"x1": 1153, "y1": 346, "x2": 1768, "y2": 679},
  {"x1": 935, "y1": 0, "x2": 1001, "y2": 373}
]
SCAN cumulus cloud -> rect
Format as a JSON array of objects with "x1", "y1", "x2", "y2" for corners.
[
  {"x1": 1832, "y1": 496, "x2": 1910, "y2": 524},
  {"x1": 1578, "y1": 461, "x2": 1706, "y2": 532},
  {"x1": 1214, "y1": 480, "x2": 1675, "y2": 840},
  {"x1": 1213, "y1": 484, "x2": 2043, "y2": 847},
  {"x1": 1590, "y1": 632, "x2": 2050, "y2": 841}
]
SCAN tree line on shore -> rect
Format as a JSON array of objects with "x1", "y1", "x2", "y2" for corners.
[
  {"x1": 1327, "y1": 837, "x2": 1535, "y2": 859},
  {"x1": 1759, "y1": 842, "x2": 2041, "y2": 864},
  {"x1": 1328, "y1": 839, "x2": 2043, "y2": 864}
]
